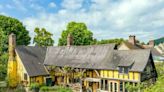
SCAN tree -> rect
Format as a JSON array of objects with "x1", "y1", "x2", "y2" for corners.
[
  {"x1": 96, "y1": 38, "x2": 125, "y2": 46},
  {"x1": 0, "y1": 15, "x2": 31, "y2": 81},
  {"x1": 33, "y1": 27, "x2": 54, "y2": 46},
  {"x1": 144, "y1": 75, "x2": 164, "y2": 92},
  {"x1": 0, "y1": 15, "x2": 31, "y2": 52},
  {"x1": 58, "y1": 21, "x2": 94, "y2": 46}
]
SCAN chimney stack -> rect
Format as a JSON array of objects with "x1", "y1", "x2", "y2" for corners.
[
  {"x1": 128, "y1": 35, "x2": 136, "y2": 45},
  {"x1": 149, "y1": 40, "x2": 154, "y2": 47},
  {"x1": 67, "y1": 33, "x2": 73, "y2": 46},
  {"x1": 9, "y1": 33, "x2": 16, "y2": 61}
]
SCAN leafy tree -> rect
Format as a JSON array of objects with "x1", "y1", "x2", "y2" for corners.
[
  {"x1": 96, "y1": 38, "x2": 125, "y2": 46},
  {"x1": 144, "y1": 75, "x2": 164, "y2": 92},
  {"x1": 0, "y1": 15, "x2": 31, "y2": 52},
  {"x1": 0, "y1": 15, "x2": 31, "y2": 81},
  {"x1": 33, "y1": 27, "x2": 54, "y2": 46},
  {"x1": 58, "y1": 21, "x2": 94, "y2": 46}
]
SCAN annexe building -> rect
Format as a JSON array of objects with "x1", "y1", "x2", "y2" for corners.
[{"x1": 8, "y1": 33, "x2": 157, "y2": 92}]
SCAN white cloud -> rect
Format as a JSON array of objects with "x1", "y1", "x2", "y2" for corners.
[
  {"x1": 12, "y1": 0, "x2": 27, "y2": 11},
  {"x1": 48, "y1": 2, "x2": 56, "y2": 8},
  {"x1": 0, "y1": 12, "x2": 8, "y2": 16},
  {"x1": 23, "y1": 0, "x2": 164, "y2": 45},
  {"x1": 61, "y1": 0, "x2": 84, "y2": 10},
  {"x1": 30, "y1": 3, "x2": 44, "y2": 11}
]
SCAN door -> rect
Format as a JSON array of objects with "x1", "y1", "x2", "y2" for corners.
[
  {"x1": 109, "y1": 81, "x2": 119, "y2": 92},
  {"x1": 45, "y1": 77, "x2": 52, "y2": 86}
]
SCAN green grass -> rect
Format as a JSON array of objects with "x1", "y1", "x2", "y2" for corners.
[{"x1": 40, "y1": 86, "x2": 72, "y2": 92}]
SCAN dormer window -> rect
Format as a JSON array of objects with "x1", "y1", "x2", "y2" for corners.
[
  {"x1": 119, "y1": 67, "x2": 129, "y2": 74},
  {"x1": 118, "y1": 60, "x2": 134, "y2": 74}
]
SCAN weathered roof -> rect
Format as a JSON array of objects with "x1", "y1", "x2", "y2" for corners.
[
  {"x1": 16, "y1": 46, "x2": 49, "y2": 77},
  {"x1": 44, "y1": 44, "x2": 151, "y2": 72},
  {"x1": 121, "y1": 41, "x2": 143, "y2": 49},
  {"x1": 16, "y1": 44, "x2": 151, "y2": 76},
  {"x1": 112, "y1": 50, "x2": 151, "y2": 72},
  {"x1": 44, "y1": 44, "x2": 115, "y2": 69}
]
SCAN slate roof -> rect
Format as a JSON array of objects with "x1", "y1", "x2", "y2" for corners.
[
  {"x1": 16, "y1": 44, "x2": 151, "y2": 77},
  {"x1": 44, "y1": 44, "x2": 151, "y2": 72},
  {"x1": 112, "y1": 50, "x2": 151, "y2": 72},
  {"x1": 16, "y1": 46, "x2": 49, "y2": 77},
  {"x1": 121, "y1": 41, "x2": 143, "y2": 49},
  {"x1": 44, "y1": 44, "x2": 115, "y2": 69}
]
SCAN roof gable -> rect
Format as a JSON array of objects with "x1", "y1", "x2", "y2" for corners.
[{"x1": 16, "y1": 46, "x2": 49, "y2": 77}]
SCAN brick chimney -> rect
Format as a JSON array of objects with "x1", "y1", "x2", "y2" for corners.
[
  {"x1": 9, "y1": 33, "x2": 16, "y2": 61},
  {"x1": 149, "y1": 40, "x2": 154, "y2": 47},
  {"x1": 128, "y1": 35, "x2": 136, "y2": 45},
  {"x1": 67, "y1": 33, "x2": 73, "y2": 46}
]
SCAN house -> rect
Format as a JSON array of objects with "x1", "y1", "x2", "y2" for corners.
[
  {"x1": 8, "y1": 33, "x2": 157, "y2": 92},
  {"x1": 118, "y1": 35, "x2": 164, "y2": 62}
]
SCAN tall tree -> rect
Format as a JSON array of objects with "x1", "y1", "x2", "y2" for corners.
[
  {"x1": 33, "y1": 27, "x2": 54, "y2": 46},
  {"x1": 58, "y1": 21, "x2": 94, "y2": 46},
  {"x1": 96, "y1": 38, "x2": 125, "y2": 46},
  {"x1": 0, "y1": 15, "x2": 31, "y2": 80},
  {"x1": 0, "y1": 15, "x2": 31, "y2": 52}
]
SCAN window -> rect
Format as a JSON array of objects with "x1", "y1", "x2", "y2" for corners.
[
  {"x1": 120, "y1": 82, "x2": 123, "y2": 92},
  {"x1": 105, "y1": 80, "x2": 108, "y2": 90},
  {"x1": 114, "y1": 83, "x2": 117, "y2": 92},
  {"x1": 101, "y1": 80, "x2": 104, "y2": 89},
  {"x1": 124, "y1": 68, "x2": 129, "y2": 74},
  {"x1": 119, "y1": 67, "x2": 123, "y2": 73},
  {"x1": 110, "y1": 82, "x2": 113, "y2": 92},
  {"x1": 119, "y1": 67, "x2": 129, "y2": 74},
  {"x1": 24, "y1": 73, "x2": 27, "y2": 80}
]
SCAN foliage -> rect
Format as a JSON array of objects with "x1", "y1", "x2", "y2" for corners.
[
  {"x1": 96, "y1": 38, "x2": 124, "y2": 46},
  {"x1": 125, "y1": 83, "x2": 144, "y2": 92},
  {"x1": 155, "y1": 62, "x2": 164, "y2": 77},
  {"x1": 7, "y1": 76, "x2": 18, "y2": 88},
  {"x1": 143, "y1": 62, "x2": 164, "y2": 92},
  {"x1": 30, "y1": 83, "x2": 40, "y2": 90},
  {"x1": 14, "y1": 84, "x2": 26, "y2": 92},
  {"x1": 0, "y1": 28, "x2": 7, "y2": 53},
  {"x1": 33, "y1": 27, "x2": 54, "y2": 46},
  {"x1": 0, "y1": 53, "x2": 8, "y2": 81},
  {"x1": 144, "y1": 76, "x2": 164, "y2": 92},
  {"x1": 62, "y1": 66, "x2": 74, "y2": 85},
  {"x1": 0, "y1": 15, "x2": 31, "y2": 52},
  {"x1": 40, "y1": 86, "x2": 72, "y2": 92},
  {"x1": 125, "y1": 62, "x2": 164, "y2": 92},
  {"x1": 58, "y1": 21, "x2": 94, "y2": 46},
  {"x1": 0, "y1": 15, "x2": 31, "y2": 81}
]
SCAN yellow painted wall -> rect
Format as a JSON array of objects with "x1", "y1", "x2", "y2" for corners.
[
  {"x1": 16, "y1": 52, "x2": 30, "y2": 86},
  {"x1": 8, "y1": 60, "x2": 17, "y2": 87},
  {"x1": 100, "y1": 70, "x2": 140, "y2": 81},
  {"x1": 16, "y1": 52, "x2": 45, "y2": 86},
  {"x1": 30, "y1": 76, "x2": 44, "y2": 84}
]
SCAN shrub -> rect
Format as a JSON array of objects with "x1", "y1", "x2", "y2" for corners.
[
  {"x1": 14, "y1": 84, "x2": 26, "y2": 92},
  {"x1": 29, "y1": 83, "x2": 40, "y2": 92},
  {"x1": 40, "y1": 86, "x2": 72, "y2": 92}
]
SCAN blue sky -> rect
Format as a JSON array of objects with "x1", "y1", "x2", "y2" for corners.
[{"x1": 0, "y1": 0, "x2": 164, "y2": 45}]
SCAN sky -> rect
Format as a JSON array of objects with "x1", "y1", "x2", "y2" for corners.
[{"x1": 0, "y1": 0, "x2": 164, "y2": 45}]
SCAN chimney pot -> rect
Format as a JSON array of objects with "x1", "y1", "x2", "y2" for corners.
[
  {"x1": 128, "y1": 35, "x2": 136, "y2": 45},
  {"x1": 67, "y1": 33, "x2": 73, "y2": 46},
  {"x1": 9, "y1": 33, "x2": 16, "y2": 61},
  {"x1": 149, "y1": 40, "x2": 154, "y2": 47}
]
